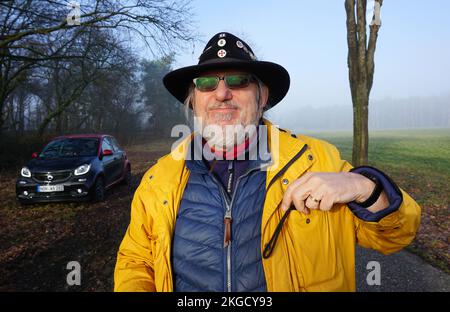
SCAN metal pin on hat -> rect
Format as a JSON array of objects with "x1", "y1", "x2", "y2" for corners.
[{"x1": 217, "y1": 49, "x2": 227, "y2": 58}]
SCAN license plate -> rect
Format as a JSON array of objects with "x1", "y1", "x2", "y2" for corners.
[{"x1": 37, "y1": 184, "x2": 64, "y2": 192}]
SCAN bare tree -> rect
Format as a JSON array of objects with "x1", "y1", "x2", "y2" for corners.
[
  {"x1": 0, "y1": 0, "x2": 195, "y2": 135},
  {"x1": 345, "y1": 0, "x2": 383, "y2": 166},
  {"x1": 35, "y1": 28, "x2": 127, "y2": 135}
]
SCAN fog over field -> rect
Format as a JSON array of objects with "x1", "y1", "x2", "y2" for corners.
[{"x1": 267, "y1": 94, "x2": 450, "y2": 132}]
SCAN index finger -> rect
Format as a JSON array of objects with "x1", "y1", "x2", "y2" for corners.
[{"x1": 280, "y1": 172, "x2": 314, "y2": 211}]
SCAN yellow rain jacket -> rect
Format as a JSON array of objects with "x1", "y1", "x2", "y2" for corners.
[{"x1": 114, "y1": 119, "x2": 421, "y2": 292}]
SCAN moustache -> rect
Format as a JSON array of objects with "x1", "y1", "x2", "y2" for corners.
[{"x1": 208, "y1": 102, "x2": 240, "y2": 110}]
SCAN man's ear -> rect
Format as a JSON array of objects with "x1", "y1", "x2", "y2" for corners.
[{"x1": 259, "y1": 85, "x2": 269, "y2": 109}]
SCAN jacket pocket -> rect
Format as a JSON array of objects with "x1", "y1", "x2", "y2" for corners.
[{"x1": 285, "y1": 209, "x2": 345, "y2": 291}]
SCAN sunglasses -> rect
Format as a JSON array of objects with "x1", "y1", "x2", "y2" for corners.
[{"x1": 193, "y1": 74, "x2": 254, "y2": 92}]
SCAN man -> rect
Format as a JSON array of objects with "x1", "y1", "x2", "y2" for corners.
[{"x1": 114, "y1": 32, "x2": 421, "y2": 292}]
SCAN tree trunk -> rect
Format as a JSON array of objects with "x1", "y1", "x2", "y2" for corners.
[
  {"x1": 18, "y1": 90, "x2": 25, "y2": 135},
  {"x1": 0, "y1": 74, "x2": 11, "y2": 136},
  {"x1": 345, "y1": 0, "x2": 382, "y2": 166},
  {"x1": 353, "y1": 89, "x2": 369, "y2": 165}
]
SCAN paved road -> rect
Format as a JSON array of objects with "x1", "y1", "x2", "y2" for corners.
[{"x1": 355, "y1": 246, "x2": 450, "y2": 292}]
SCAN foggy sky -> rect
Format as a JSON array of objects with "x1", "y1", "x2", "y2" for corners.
[{"x1": 139, "y1": 0, "x2": 450, "y2": 130}]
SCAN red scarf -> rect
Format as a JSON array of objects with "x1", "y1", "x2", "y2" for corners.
[{"x1": 202, "y1": 130, "x2": 257, "y2": 160}]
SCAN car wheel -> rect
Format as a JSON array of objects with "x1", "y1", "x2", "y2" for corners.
[
  {"x1": 92, "y1": 177, "x2": 105, "y2": 202},
  {"x1": 123, "y1": 166, "x2": 131, "y2": 185}
]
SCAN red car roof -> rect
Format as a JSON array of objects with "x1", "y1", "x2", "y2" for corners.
[{"x1": 51, "y1": 134, "x2": 109, "y2": 140}]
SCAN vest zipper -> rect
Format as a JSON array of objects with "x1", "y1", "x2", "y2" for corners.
[
  {"x1": 224, "y1": 161, "x2": 234, "y2": 248},
  {"x1": 224, "y1": 160, "x2": 234, "y2": 292},
  {"x1": 209, "y1": 160, "x2": 271, "y2": 292},
  {"x1": 226, "y1": 160, "x2": 234, "y2": 194}
]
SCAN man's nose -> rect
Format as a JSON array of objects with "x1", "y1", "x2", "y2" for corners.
[{"x1": 214, "y1": 80, "x2": 233, "y2": 102}]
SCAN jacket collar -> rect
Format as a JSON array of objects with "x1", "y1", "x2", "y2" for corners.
[{"x1": 262, "y1": 118, "x2": 313, "y2": 181}]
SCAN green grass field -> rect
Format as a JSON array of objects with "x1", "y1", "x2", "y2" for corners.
[{"x1": 306, "y1": 128, "x2": 450, "y2": 272}]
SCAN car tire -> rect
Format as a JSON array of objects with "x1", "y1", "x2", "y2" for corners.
[
  {"x1": 123, "y1": 166, "x2": 131, "y2": 185},
  {"x1": 92, "y1": 177, "x2": 105, "y2": 202}
]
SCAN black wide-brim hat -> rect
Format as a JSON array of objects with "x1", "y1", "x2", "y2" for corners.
[{"x1": 163, "y1": 32, "x2": 290, "y2": 109}]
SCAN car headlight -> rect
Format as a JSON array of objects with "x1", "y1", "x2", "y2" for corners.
[
  {"x1": 74, "y1": 164, "x2": 91, "y2": 176},
  {"x1": 21, "y1": 167, "x2": 31, "y2": 178}
]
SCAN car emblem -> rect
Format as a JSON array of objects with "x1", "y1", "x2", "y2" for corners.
[{"x1": 47, "y1": 174, "x2": 53, "y2": 181}]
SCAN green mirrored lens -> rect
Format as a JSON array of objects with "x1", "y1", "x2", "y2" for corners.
[
  {"x1": 194, "y1": 77, "x2": 219, "y2": 91},
  {"x1": 225, "y1": 75, "x2": 250, "y2": 88},
  {"x1": 194, "y1": 74, "x2": 252, "y2": 91}
]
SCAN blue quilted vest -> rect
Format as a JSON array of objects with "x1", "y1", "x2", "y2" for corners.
[{"x1": 172, "y1": 144, "x2": 270, "y2": 291}]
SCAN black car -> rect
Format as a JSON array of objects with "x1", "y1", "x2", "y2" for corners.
[{"x1": 16, "y1": 134, "x2": 131, "y2": 204}]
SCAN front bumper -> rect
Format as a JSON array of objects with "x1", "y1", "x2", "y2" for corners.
[{"x1": 16, "y1": 176, "x2": 94, "y2": 203}]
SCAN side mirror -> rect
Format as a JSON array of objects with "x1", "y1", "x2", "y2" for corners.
[{"x1": 31, "y1": 152, "x2": 38, "y2": 159}]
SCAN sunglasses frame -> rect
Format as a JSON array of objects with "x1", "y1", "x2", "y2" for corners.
[{"x1": 192, "y1": 74, "x2": 255, "y2": 92}]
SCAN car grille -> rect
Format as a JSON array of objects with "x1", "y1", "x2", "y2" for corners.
[{"x1": 33, "y1": 170, "x2": 72, "y2": 183}]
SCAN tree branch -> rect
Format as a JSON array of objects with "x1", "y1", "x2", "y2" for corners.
[
  {"x1": 345, "y1": 0, "x2": 359, "y2": 102},
  {"x1": 366, "y1": 0, "x2": 383, "y2": 93},
  {"x1": 356, "y1": 0, "x2": 368, "y2": 90}
]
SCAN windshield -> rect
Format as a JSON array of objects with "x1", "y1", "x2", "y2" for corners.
[{"x1": 40, "y1": 138, "x2": 99, "y2": 158}]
